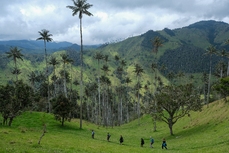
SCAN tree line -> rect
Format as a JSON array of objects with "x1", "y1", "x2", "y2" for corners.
[{"x1": 1, "y1": 0, "x2": 229, "y2": 136}]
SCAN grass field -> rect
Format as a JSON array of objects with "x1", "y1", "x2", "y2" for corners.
[{"x1": 0, "y1": 99, "x2": 229, "y2": 153}]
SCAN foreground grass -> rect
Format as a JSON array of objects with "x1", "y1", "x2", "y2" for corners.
[{"x1": 0, "y1": 100, "x2": 229, "y2": 153}]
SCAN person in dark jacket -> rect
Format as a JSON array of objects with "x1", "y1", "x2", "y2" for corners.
[
  {"x1": 119, "y1": 135, "x2": 124, "y2": 145},
  {"x1": 141, "y1": 138, "x2": 145, "y2": 147},
  {"x1": 107, "y1": 133, "x2": 111, "y2": 142}
]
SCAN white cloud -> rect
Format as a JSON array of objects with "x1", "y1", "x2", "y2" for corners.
[{"x1": 0, "y1": 0, "x2": 228, "y2": 45}]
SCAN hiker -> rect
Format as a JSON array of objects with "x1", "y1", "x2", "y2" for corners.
[
  {"x1": 92, "y1": 130, "x2": 95, "y2": 139},
  {"x1": 162, "y1": 138, "x2": 167, "y2": 149},
  {"x1": 150, "y1": 136, "x2": 154, "y2": 148},
  {"x1": 107, "y1": 133, "x2": 111, "y2": 141},
  {"x1": 119, "y1": 135, "x2": 124, "y2": 145},
  {"x1": 141, "y1": 138, "x2": 145, "y2": 147}
]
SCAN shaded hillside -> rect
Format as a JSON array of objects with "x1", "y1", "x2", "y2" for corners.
[
  {"x1": 93, "y1": 20, "x2": 229, "y2": 77},
  {"x1": 0, "y1": 20, "x2": 229, "y2": 87},
  {"x1": 186, "y1": 20, "x2": 229, "y2": 45},
  {"x1": 158, "y1": 45, "x2": 225, "y2": 74}
]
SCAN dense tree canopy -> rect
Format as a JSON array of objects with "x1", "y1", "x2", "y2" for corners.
[
  {"x1": 155, "y1": 83, "x2": 202, "y2": 135},
  {"x1": 52, "y1": 94, "x2": 74, "y2": 126},
  {"x1": 0, "y1": 80, "x2": 35, "y2": 126}
]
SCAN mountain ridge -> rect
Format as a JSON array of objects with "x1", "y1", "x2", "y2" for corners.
[{"x1": 0, "y1": 20, "x2": 229, "y2": 86}]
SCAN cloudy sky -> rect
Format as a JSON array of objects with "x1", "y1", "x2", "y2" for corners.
[{"x1": 0, "y1": 0, "x2": 229, "y2": 45}]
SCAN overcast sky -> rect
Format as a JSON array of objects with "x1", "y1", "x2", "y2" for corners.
[{"x1": 0, "y1": 0, "x2": 229, "y2": 45}]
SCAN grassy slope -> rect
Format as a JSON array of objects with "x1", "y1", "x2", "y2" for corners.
[{"x1": 0, "y1": 99, "x2": 229, "y2": 153}]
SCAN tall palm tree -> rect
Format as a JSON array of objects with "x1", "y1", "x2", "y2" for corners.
[
  {"x1": 28, "y1": 71, "x2": 37, "y2": 92},
  {"x1": 133, "y1": 63, "x2": 144, "y2": 125},
  {"x1": 216, "y1": 49, "x2": 227, "y2": 78},
  {"x1": 6, "y1": 47, "x2": 24, "y2": 108},
  {"x1": 37, "y1": 29, "x2": 53, "y2": 113},
  {"x1": 205, "y1": 45, "x2": 217, "y2": 106},
  {"x1": 6, "y1": 47, "x2": 23, "y2": 81},
  {"x1": 67, "y1": 0, "x2": 93, "y2": 129},
  {"x1": 49, "y1": 56, "x2": 59, "y2": 96},
  {"x1": 151, "y1": 36, "x2": 163, "y2": 131},
  {"x1": 152, "y1": 36, "x2": 163, "y2": 55},
  {"x1": 93, "y1": 52, "x2": 103, "y2": 124},
  {"x1": 61, "y1": 53, "x2": 73, "y2": 98},
  {"x1": 103, "y1": 55, "x2": 109, "y2": 65},
  {"x1": 125, "y1": 76, "x2": 132, "y2": 123},
  {"x1": 224, "y1": 40, "x2": 229, "y2": 76}
]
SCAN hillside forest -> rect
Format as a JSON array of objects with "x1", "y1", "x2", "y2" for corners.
[{"x1": 1, "y1": 10, "x2": 229, "y2": 136}]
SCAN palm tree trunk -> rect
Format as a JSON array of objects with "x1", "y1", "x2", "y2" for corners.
[
  {"x1": 154, "y1": 70, "x2": 157, "y2": 131},
  {"x1": 137, "y1": 76, "x2": 140, "y2": 125},
  {"x1": 121, "y1": 96, "x2": 123, "y2": 124},
  {"x1": 227, "y1": 60, "x2": 229, "y2": 76},
  {"x1": 44, "y1": 41, "x2": 50, "y2": 113},
  {"x1": 207, "y1": 58, "x2": 212, "y2": 107},
  {"x1": 80, "y1": 18, "x2": 83, "y2": 129},
  {"x1": 63, "y1": 63, "x2": 68, "y2": 98},
  {"x1": 14, "y1": 59, "x2": 18, "y2": 81}
]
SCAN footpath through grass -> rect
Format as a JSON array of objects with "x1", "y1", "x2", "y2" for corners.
[{"x1": 0, "y1": 100, "x2": 229, "y2": 153}]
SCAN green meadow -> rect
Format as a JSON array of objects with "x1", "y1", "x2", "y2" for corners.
[{"x1": 0, "y1": 99, "x2": 229, "y2": 153}]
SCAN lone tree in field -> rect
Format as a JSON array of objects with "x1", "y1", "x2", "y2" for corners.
[
  {"x1": 67, "y1": 0, "x2": 93, "y2": 129},
  {"x1": 52, "y1": 94, "x2": 73, "y2": 126},
  {"x1": 37, "y1": 29, "x2": 53, "y2": 113},
  {"x1": 155, "y1": 83, "x2": 202, "y2": 135}
]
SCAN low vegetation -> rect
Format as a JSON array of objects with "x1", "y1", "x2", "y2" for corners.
[{"x1": 0, "y1": 99, "x2": 228, "y2": 153}]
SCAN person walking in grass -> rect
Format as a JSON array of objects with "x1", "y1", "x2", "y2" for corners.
[
  {"x1": 119, "y1": 135, "x2": 124, "y2": 145},
  {"x1": 162, "y1": 138, "x2": 167, "y2": 149},
  {"x1": 107, "y1": 133, "x2": 111, "y2": 142},
  {"x1": 92, "y1": 130, "x2": 95, "y2": 139},
  {"x1": 141, "y1": 138, "x2": 145, "y2": 147},
  {"x1": 150, "y1": 136, "x2": 154, "y2": 148}
]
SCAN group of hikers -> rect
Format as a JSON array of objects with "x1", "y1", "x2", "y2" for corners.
[{"x1": 91, "y1": 130, "x2": 167, "y2": 149}]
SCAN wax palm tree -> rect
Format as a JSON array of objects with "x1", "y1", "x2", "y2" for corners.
[
  {"x1": 6, "y1": 47, "x2": 23, "y2": 81},
  {"x1": 61, "y1": 53, "x2": 73, "y2": 98},
  {"x1": 125, "y1": 76, "x2": 132, "y2": 122},
  {"x1": 223, "y1": 40, "x2": 229, "y2": 76},
  {"x1": 216, "y1": 49, "x2": 227, "y2": 78},
  {"x1": 114, "y1": 55, "x2": 120, "y2": 65},
  {"x1": 152, "y1": 36, "x2": 163, "y2": 55},
  {"x1": 151, "y1": 36, "x2": 163, "y2": 131},
  {"x1": 205, "y1": 45, "x2": 217, "y2": 106},
  {"x1": 93, "y1": 52, "x2": 103, "y2": 124},
  {"x1": 101, "y1": 65, "x2": 110, "y2": 75},
  {"x1": 67, "y1": 0, "x2": 93, "y2": 129},
  {"x1": 133, "y1": 63, "x2": 144, "y2": 125},
  {"x1": 28, "y1": 71, "x2": 37, "y2": 91},
  {"x1": 103, "y1": 55, "x2": 109, "y2": 65},
  {"x1": 49, "y1": 56, "x2": 59, "y2": 96},
  {"x1": 37, "y1": 29, "x2": 53, "y2": 113}
]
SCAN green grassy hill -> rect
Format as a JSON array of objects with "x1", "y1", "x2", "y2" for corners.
[{"x1": 1, "y1": 99, "x2": 229, "y2": 153}]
